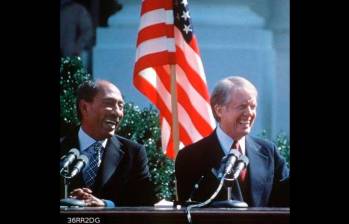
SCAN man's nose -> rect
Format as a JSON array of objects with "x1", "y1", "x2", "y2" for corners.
[
  {"x1": 111, "y1": 105, "x2": 123, "y2": 116},
  {"x1": 243, "y1": 106, "x2": 253, "y2": 115}
]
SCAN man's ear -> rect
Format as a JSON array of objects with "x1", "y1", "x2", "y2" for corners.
[
  {"x1": 79, "y1": 100, "x2": 89, "y2": 116},
  {"x1": 214, "y1": 104, "x2": 223, "y2": 119}
]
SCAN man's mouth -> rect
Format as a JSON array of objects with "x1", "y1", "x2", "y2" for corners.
[
  {"x1": 105, "y1": 119, "x2": 117, "y2": 129},
  {"x1": 239, "y1": 120, "x2": 250, "y2": 125}
]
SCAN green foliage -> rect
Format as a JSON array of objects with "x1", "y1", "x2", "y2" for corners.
[
  {"x1": 60, "y1": 56, "x2": 92, "y2": 126},
  {"x1": 117, "y1": 103, "x2": 176, "y2": 200},
  {"x1": 259, "y1": 130, "x2": 290, "y2": 167}
]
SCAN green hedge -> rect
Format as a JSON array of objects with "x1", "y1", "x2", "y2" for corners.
[
  {"x1": 259, "y1": 130, "x2": 290, "y2": 168},
  {"x1": 117, "y1": 103, "x2": 176, "y2": 200}
]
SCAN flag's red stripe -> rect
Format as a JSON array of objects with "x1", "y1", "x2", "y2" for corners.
[
  {"x1": 165, "y1": 132, "x2": 175, "y2": 159},
  {"x1": 155, "y1": 66, "x2": 213, "y2": 137},
  {"x1": 137, "y1": 24, "x2": 174, "y2": 47},
  {"x1": 134, "y1": 51, "x2": 175, "y2": 75},
  {"x1": 176, "y1": 46, "x2": 210, "y2": 101},
  {"x1": 189, "y1": 36, "x2": 200, "y2": 55},
  {"x1": 133, "y1": 73, "x2": 171, "y2": 119},
  {"x1": 141, "y1": 0, "x2": 173, "y2": 16},
  {"x1": 176, "y1": 83, "x2": 213, "y2": 136},
  {"x1": 178, "y1": 124, "x2": 193, "y2": 145},
  {"x1": 133, "y1": 72, "x2": 193, "y2": 147}
]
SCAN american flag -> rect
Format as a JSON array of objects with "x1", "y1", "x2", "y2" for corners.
[{"x1": 133, "y1": 0, "x2": 215, "y2": 159}]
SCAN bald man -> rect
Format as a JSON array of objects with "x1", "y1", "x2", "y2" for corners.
[{"x1": 60, "y1": 80, "x2": 156, "y2": 207}]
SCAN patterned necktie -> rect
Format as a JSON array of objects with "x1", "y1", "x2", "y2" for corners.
[
  {"x1": 231, "y1": 140, "x2": 247, "y2": 182},
  {"x1": 84, "y1": 141, "x2": 103, "y2": 188}
]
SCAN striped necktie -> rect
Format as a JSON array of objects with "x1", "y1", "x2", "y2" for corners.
[
  {"x1": 83, "y1": 141, "x2": 103, "y2": 188},
  {"x1": 231, "y1": 140, "x2": 247, "y2": 182}
]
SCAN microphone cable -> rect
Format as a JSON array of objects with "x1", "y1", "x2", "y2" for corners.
[{"x1": 185, "y1": 172, "x2": 228, "y2": 224}]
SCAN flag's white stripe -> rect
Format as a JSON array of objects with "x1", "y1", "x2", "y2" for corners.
[
  {"x1": 161, "y1": 117, "x2": 171, "y2": 154},
  {"x1": 174, "y1": 27, "x2": 207, "y2": 83},
  {"x1": 139, "y1": 67, "x2": 203, "y2": 143},
  {"x1": 176, "y1": 65, "x2": 216, "y2": 128},
  {"x1": 177, "y1": 102, "x2": 203, "y2": 142},
  {"x1": 135, "y1": 37, "x2": 175, "y2": 62},
  {"x1": 139, "y1": 9, "x2": 173, "y2": 31},
  {"x1": 139, "y1": 67, "x2": 172, "y2": 112}
]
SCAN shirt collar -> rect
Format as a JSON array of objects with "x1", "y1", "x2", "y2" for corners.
[
  {"x1": 78, "y1": 127, "x2": 108, "y2": 152},
  {"x1": 216, "y1": 124, "x2": 245, "y2": 155}
]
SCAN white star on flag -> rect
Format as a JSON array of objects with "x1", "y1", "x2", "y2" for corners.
[
  {"x1": 181, "y1": 10, "x2": 190, "y2": 21},
  {"x1": 183, "y1": 24, "x2": 192, "y2": 34},
  {"x1": 181, "y1": 0, "x2": 188, "y2": 7}
]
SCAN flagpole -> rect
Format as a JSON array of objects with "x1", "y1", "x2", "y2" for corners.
[
  {"x1": 170, "y1": 64, "x2": 179, "y2": 202},
  {"x1": 170, "y1": 64, "x2": 180, "y2": 158}
]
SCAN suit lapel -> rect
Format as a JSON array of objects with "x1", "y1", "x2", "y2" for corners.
[
  {"x1": 245, "y1": 136, "x2": 270, "y2": 206},
  {"x1": 99, "y1": 135, "x2": 124, "y2": 187},
  {"x1": 207, "y1": 131, "x2": 226, "y2": 169}
]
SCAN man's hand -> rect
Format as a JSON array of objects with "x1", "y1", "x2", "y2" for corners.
[{"x1": 70, "y1": 188, "x2": 105, "y2": 207}]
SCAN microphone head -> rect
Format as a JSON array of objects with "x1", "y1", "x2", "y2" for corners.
[
  {"x1": 60, "y1": 148, "x2": 81, "y2": 173},
  {"x1": 230, "y1": 149, "x2": 241, "y2": 158},
  {"x1": 78, "y1": 154, "x2": 89, "y2": 165},
  {"x1": 68, "y1": 148, "x2": 80, "y2": 157},
  {"x1": 223, "y1": 149, "x2": 242, "y2": 176},
  {"x1": 60, "y1": 148, "x2": 80, "y2": 161},
  {"x1": 222, "y1": 149, "x2": 241, "y2": 163},
  {"x1": 68, "y1": 154, "x2": 90, "y2": 178},
  {"x1": 239, "y1": 155, "x2": 249, "y2": 166}
]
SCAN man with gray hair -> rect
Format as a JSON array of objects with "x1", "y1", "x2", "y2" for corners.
[{"x1": 175, "y1": 76, "x2": 289, "y2": 207}]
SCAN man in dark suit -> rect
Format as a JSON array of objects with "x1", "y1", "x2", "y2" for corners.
[
  {"x1": 60, "y1": 80, "x2": 156, "y2": 207},
  {"x1": 175, "y1": 76, "x2": 289, "y2": 207}
]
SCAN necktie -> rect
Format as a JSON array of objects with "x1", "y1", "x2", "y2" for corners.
[
  {"x1": 231, "y1": 140, "x2": 247, "y2": 183},
  {"x1": 84, "y1": 141, "x2": 103, "y2": 188}
]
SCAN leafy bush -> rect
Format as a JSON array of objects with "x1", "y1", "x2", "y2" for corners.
[
  {"x1": 117, "y1": 103, "x2": 176, "y2": 200},
  {"x1": 259, "y1": 130, "x2": 290, "y2": 167},
  {"x1": 60, "y1": 56, "x2": 92, "y2": 128}
]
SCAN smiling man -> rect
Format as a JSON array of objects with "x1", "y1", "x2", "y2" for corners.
[
  {"x1": 60, "y1": 80, "x2": 156, "y2": 207},
  {"x1": 175, "y1": 76, "x2": 289, "y2": 207}
]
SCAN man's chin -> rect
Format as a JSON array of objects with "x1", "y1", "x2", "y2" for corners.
[
  {"x1": 107, "y1": 130, "x2": 116, "y2": 137},
  {"x1": 239, "y1": 128, "x2": 251, "y2": 136},
  {"x1": 100, "y1": 129, "x2": 116, "y2": 138}
]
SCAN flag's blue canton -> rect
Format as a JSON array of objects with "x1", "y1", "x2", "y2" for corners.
[{"x1": 174, "y1": 0, "x2": 193, "y2": 43}]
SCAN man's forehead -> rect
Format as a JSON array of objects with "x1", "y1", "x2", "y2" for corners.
[
  {"x1": 231, "y1": 88, "x2": 256, "y2": 101},
  {"x1": 96, "y1": 84, "x2": 124, "y2": 101},
  {"x1": 100, "y1": 91, "x2": 123, "y2": 101}
]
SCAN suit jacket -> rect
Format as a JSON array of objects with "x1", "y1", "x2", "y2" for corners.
[
  {"x1": 60, "y1": 127, "x2": 157, "y2": 206},
  {"x1": 175, "y1": 131, "x2": 289, "y2": 207}
]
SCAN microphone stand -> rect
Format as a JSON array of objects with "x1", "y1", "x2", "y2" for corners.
[
  {"x1": 209, "y1": 178, "x2": 248, "y2": 208},
  {"x1": 62, "y1": 167, "x2": 69, "y2": 199},
  {"x1": 185, "y1": 172, "x2": 248, "y2": 224},
  {"x1": 60, "y1": 167, "x2": 86, "y2": 207}
]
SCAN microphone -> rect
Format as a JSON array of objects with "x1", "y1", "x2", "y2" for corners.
[
  {"x1": 60, "y1": 148, "x2": 80, "y2": 173},
  {"x1": 69, "y1": 154, "x2": 89, "y2": 178},
  {"x1": 231, "y1": 155, "x2": 249, "y2": 180},
  {"x1": 223, "y1": 149, "x2": 241, "y2": 177}
]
